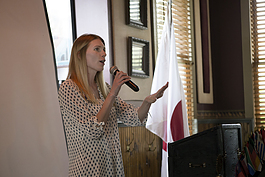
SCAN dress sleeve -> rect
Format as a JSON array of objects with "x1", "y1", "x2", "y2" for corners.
[
  {"x1": 115, "y1": 96, "x2": 145, "y2": 126},
  {"x1": 58, "y1": 80, "x2": 105, "y2": 139}
]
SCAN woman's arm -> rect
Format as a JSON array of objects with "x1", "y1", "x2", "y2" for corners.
[
  {"x1": 137, "y1": 82, "x2": 168, "y2": 122},
  {"x1": 58, "y1": 80, "x2": 105, "y2": 139},
  {"x1": 96, "y1": 71, "x2": 131, "y2": 124},
  {"x1": 95, "y1": 92, "x2": 116, "y2": 124}
]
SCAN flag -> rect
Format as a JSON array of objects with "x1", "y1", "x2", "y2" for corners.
[
  {"x1": 261, "y1": 129, "x2": 265, "y2": 145},
  {"x1": 145, "y1": 1, "x2": 190, "y2": 176},
  {"x1": 236, "y1": 161, "x2": 246, "y2": 177},
  {"x1": 254, "y1": 131, "x2": 265, "y2": 162},
  {"x1": 239, "y1": 154, "x2": 249, "y2": 176},
  {"x1": 244, "y1": 146, "x2": 256, "y2": 175},
  {"x1": 248, "y1": 138, "x2": 262, "y2": 171}
]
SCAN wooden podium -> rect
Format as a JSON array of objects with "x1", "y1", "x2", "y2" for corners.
[{"x1": 168, "y1": 124, "x2": 242, "y2": 177}]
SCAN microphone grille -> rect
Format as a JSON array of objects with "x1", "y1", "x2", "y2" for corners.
[{"x1": 110, "y1": 66, "x2": 118, "y2": 75}]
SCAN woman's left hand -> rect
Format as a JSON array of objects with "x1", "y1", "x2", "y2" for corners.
[{"x1": 144, "y1": 82, "x2": 169, "y2": 104}]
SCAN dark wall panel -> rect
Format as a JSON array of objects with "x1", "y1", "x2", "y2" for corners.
[{"x1": 197, "y1": 0, "x2": 244, "y2": 111}]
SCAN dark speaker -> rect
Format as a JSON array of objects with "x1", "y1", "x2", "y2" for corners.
[{"x1": 168, "y1": 124, "x2": 242, "y2": 177}]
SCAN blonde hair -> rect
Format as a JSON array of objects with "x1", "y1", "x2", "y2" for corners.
[{"x1": 67, "y1": 34, "x2": 109, "y2": 103}]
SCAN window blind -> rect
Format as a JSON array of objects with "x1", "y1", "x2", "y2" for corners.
[
  {"x1": 156, "y1": 0, "x2": 194, "y2": 135},
  {"x1": 251, "y1": 0, "x2": 265, "y2": 127}
]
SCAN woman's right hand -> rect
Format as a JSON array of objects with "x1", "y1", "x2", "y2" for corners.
[
  {"x1": 97, "y1": 71, "x2": 130, "y2": 123},
  {"x1": 109, "y1": 71, "x2": 131, "y2": 96}
]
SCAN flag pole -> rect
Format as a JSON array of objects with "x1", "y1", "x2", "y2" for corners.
[{"x1": 168, "y1": 0, "x2": 172, "y2": 37}]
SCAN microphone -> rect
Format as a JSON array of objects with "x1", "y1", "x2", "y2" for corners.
[{"x1": 110, "y1": 66, "x2": 139, "y2": 92}]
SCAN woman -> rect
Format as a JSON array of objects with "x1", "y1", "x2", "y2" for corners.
[{"x1": 58, "y1": 34, "x2": 168, "y2": 176}]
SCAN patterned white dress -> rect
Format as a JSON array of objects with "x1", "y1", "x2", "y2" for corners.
[{"x1": 58, "y1": 79, "x2": 143, "y2": 177}]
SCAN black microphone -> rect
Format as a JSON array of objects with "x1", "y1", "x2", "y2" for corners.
[{"x1": 110, "y1": 66, "x2": 139, "y2": 92}]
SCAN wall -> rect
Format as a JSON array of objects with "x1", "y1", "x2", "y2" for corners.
[{"x1": 111, "y1": 0, "x2": 153, "y2": 100}]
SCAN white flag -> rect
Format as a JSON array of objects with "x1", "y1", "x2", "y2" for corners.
[{"x1": 146, "y1": 1, "x2": 190, "y2": 177}]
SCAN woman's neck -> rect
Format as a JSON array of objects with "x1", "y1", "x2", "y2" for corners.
[
  {"x1": 87, "y1": 70, "x2": 96, "y2": 85},
  {"x1": 87, "y1": 72, "x2": 99, "y2": 99}
]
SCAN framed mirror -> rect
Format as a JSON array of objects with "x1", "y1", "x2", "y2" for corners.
[
  {"x1": 125, "y1": 0, "x2": 147, "y2": 29},
  {"x1": 128, "y1": 37, "x2": 149, "y2": 78}
]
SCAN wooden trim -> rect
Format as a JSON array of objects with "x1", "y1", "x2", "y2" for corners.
[{"x1": 194, "y1": 0, "x2": 213, "y2": 104}]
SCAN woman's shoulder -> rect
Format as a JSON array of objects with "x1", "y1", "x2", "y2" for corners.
[
  {"x1": 59, "y1": 79, "x2": 78, "y2": 91},
  {"x1": 60, "y1": 79, "x2": 75, "y2": 86}
]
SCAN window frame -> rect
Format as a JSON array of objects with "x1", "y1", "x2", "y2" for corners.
[{"x1": 250, "y1": 0, "x2": 265, "y2": 128}]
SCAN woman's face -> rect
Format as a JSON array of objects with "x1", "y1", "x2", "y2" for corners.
[{"x1": 85, "y1": 38, "x2": 106, "y2": 74}]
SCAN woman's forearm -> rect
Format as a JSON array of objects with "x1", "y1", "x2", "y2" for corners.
[
  {"x1": 96, "y1": 93, "x2": 116, "y2": 124},
  {"x1": 138, "y1": 100, "x2": 151, "y2": 122},
  {"x1": 137, "y1": 82, "x2": 169, "y2": 122}
]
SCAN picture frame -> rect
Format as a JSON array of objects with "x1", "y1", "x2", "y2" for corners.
[
  {"x1": 128, "y1": 37, "x2": 149, "y2": 78},
  {"x1": 194, "y1": 0, "x2": 213, "y2": 104},
  {"x1": 125, "y1": 0, "x2": 147, "y2": 29}
]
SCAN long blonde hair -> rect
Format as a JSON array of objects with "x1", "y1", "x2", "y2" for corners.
[{"x1": 67, "y1": 34, "x2": 109, "y2": 103}]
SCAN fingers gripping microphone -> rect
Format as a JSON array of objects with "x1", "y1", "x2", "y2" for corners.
[{"x1": 110, "y1": 66, "x2": 139, "y2": 92}]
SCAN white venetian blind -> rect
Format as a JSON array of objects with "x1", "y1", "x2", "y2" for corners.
[
  {"x1": 156, "y1": 0, "x2": 194, "y2": 134},
  {"x1": 251, "y1": 0, "x2": 265, "y2": 127}
]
